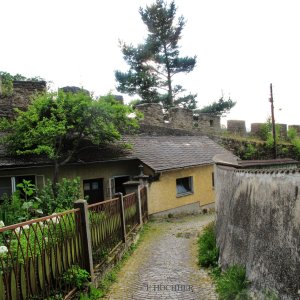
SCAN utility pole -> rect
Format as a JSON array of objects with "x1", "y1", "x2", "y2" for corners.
[{"x1": 269, "y1": 83, "x2": 277, "y2": 159}]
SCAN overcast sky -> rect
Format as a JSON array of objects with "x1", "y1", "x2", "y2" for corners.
[{"x1": 1, "y1": 0, "x2": 299, "y2": 129}]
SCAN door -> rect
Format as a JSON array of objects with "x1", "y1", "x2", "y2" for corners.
[{"x1": 83, "y1": 178, "x2": 104, "y2": 204}]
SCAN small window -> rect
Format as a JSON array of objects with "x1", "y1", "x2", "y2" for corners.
[
  {"x1": 176, "y1": 176, "x2": 193, "y2": 196},
  {"x1": 209, "y1": 120, "x2": 214, "y2": 127},
  {"x1": 0, "y1": 177, "x2": 12, "y2": 201}
]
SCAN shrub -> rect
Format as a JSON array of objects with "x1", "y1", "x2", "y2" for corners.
[
  {"x1": 62, "y1": 265, "x2": 90, "y2": 290},
  {"x1": 37, "y1": 177, "x2": 81, "y2": 215},
  {"x1": 198, "y1": 221, "x2": 219, "y2": 267},
  {"x1": 216, "y1": 265, "x2": 249, "y2": 300}
]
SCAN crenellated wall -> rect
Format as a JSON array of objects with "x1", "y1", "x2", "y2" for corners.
[
  {"x1": 215, "y1": 163, "x2": 300, "y2": 299},
  {"x1": 227, "y1": 120, "x2": 246, "y2": 135},
  {"x1": 135, "y1": 103, "x2": 221, "y2": 133},
  {"x1": 0, "y1": 81, "x2": 46, "y2": 119}
]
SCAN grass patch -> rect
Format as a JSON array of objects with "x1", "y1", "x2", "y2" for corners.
[
  {"x1": 198, "y1": 221, "x2": 219, "y2": 268},
  {"x1": 215, "y1": 265, "x2": 250, "y2": 300},
  {"x1": 79, "y1": 222, "x2": 151, "y2": 299},
  {"x1": 198, "y1": 221, "x2": 250, "y2": 299}
]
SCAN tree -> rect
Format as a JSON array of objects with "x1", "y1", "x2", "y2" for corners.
[
  {"x1": 0, "y1": 71, "x2": 44, "y2": 95},
  {"x1": 115, "y1": 0, "x2": 197, "y2": 110},
  {"x1": 0, "y1": 90, "x2": 140, "y2": 196},
  {"x1": 197, "y1": 97, "x2": 236, "y2": 116}
]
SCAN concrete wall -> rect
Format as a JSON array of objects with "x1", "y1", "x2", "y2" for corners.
[
  {"x1": 148, "y1": 164, "x2": 215, "y2": 214},
  {"x1": 215, "y1": 165, "x2": 300, "y2": 299}
]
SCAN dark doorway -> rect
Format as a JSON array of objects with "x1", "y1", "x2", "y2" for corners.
[
  {"x1": 114, "y1": 176, "x2": 130, "y2": 195},
  {"x1": 83, "y1": 178, "x2": 104, "y2": 204}
]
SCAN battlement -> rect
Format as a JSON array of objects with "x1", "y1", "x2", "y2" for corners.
[
  {"x1": 0, "y1": 81, "x2": 46, "y2": 118},
  {"x1": 135, "y1": 103, "x2": 221, "y2": 133}
]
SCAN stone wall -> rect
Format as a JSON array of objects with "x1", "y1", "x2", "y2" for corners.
[
  {"x1": 135, "y1": 104, "x2": 221, "y2": 133},
  {"x1": 0, "y1": 81, "x2": 46, "y2": 118},
  {"x1": 168, "y1": 107, "x2": 193, "y2": 130},
  {"x1": 215, "y1": 163, "x2": 300, "y2": 299},
  {"x1": 194, "y1": 113, "x2": 221, "y2": 132},
  {"x1": 227, "y1": 120, "x2": 246, "y2": 135},
  {"x1": 250, "y1": 123, "x2": 264, "y2": 136},
  {"x1": 136, "y1": 103, "x2": 164, "y2": 126}
]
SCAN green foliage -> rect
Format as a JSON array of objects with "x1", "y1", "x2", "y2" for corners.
[
  {"x1": 0, "y1": 193, "x2": 24, "y2": 225},
  {"x1": 243, "y1": 143, "x2": 257, "y2": 159},
  {"x1": 37, "y1": 178, "x2": 81, "y2": 215},
  {"x1": 0, "y1": 90, "x2": 140, "y2": 192},
  {"x1": 198, "y1": 97, "x2": 236, "y2": 116},
  {"x1": 287, "y1": 127, "x2": 300, "y2": 159},
  {"x1": 198, "y1": 221, "x2": 219, "y2": 268},
  {"x1": 62, "y1": 265, "x2": 90, "y2": 290},
  {"x1": 287, "y1": 127, "x2": 297, "y2": 141},
  {"x1": 215, "y1": 265, "x2": 249, "y2": 300},
  {"x1": 115, "y1": 0, "x2": 197, "y2": 110},
  {"x1": 0, "y1": 177, "x2": 81, "y2": 225},
  {"x1": 258, "y1": 118, "x2": 280, "y2": 144}
]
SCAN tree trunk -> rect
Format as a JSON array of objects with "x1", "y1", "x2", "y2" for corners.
[
  {"x1": 52, "y1": 162, "x2": 60, "y2": 199},
  {"x1": 164, "y1": 44, "x2": 173, "y2": 108}
]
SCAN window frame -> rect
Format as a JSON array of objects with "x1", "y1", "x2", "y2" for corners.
[{"x1": 176, "y1": 176, "x2": 193, "y2": 197}]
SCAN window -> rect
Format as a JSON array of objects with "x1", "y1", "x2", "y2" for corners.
[
  {"x1": 83, "y1": 179, "x2": 104, "y2": 204},
  {"x1": 209, "y1": 120, "x2": 214, "y2": 127},
  {"x1": 109, "y1": 176, "x2": 130, "y2": 198},
  {"x1": 176, "y1": 176, "x2": 193, "y2": 196},
  {"x1": 0, "y1": 175, "x2": 38, "y2": 201},
  {"x1": 0, "y1": 177, "x2": 12, "y2": 201},
  {"x1": 212, "y1": 172, "x2": 215, "y2": 188}
]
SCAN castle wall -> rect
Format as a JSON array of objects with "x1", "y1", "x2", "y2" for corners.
[
  {"x1": 227, "y1": 120, "x2": 246, "y2": 135},
  {"x1": 215, "y1": 164, "x2": 300, "y2": 299},
  {"x1": 0, "y1": 81, "x2": 46, "y2": 119}
]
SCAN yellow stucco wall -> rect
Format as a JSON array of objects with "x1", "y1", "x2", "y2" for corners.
[
  {"x1": 0, "y1": 161, "x2": 215, "y2": 214},
  {"x1": 147, "y1": 164, "x2": 215, "y2": 214},
  {"x1": 0, "y1": 160, "x2": 141, "y2": 199}
]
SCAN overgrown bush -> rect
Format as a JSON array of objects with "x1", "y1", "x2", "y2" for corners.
[
  {"x1": 62, "y1": 265, "x2": 90, "y2": 290},
  {"x1": 198, "y1": 221, "x2": 219, "y2": 267},
  {"x1": 0, "y1": 177, "x2": 81, "y2": 226},
  {"x1": 37, "y1": 177, "x2": 81, "y2": 215},
  {"x1": 216, "y1": 265, "x2": 249, "y2": 300},
  {"x1": 287, "y1": 128, "x2": 300, "y2": 159}
]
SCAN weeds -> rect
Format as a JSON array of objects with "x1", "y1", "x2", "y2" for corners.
[
  {"x1": 215, "y1": 265, "x2": 249, "y2": 300},
  {"x1": 198, "y1": 222, "x2": 250, "y2": 299},
  {"x1": 198, "y1": 221, "x2": 219, "y2": 268}
]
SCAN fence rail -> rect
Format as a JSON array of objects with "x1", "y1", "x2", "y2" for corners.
[
  {"x1": 0, "y1": 210, "x2": 83, "y2": 300},
  {"x1": 88, "y1": 197, "x2": 122, "y2": 266},
  {"x1": 0, "y1": 185, "x2": 148, "y2": 299},
  {"x1": 123, "y1": 192, "x2": 139, "y2": 235}
]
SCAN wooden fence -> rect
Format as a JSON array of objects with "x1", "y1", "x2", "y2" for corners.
[{"x1": 0, "y1": 186, "x2": 148, "y2": 299}]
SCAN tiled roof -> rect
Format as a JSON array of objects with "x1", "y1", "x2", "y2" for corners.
[
  {"x1": 124, "y1": 135, "x2": 235, "y2": 172},
  {"x1": 0, "y1": 134, "x2": 234, "y2": 172}
]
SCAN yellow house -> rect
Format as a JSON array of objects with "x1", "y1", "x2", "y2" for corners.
[
  {"x1": 0, "y1": 135, "x2": 233, "y2": 216},
  {"x1": 125, "y1": 135, "x2": 233, "y2": 216}
]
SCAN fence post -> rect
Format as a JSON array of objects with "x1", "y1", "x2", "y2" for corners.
[
  {"x1": 118, "y1": 193, "x2": 127, "y2": 243},
  {"x1": 74, "y1": 200, "x2": 94, "y2": 280},
  {"x1": 137, "y1": 186, "x2": 143, "y2": 225}
]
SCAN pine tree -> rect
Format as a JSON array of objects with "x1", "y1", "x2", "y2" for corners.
[{"x1": 115, "y1": 0, "x2": 197, "y2": 110}]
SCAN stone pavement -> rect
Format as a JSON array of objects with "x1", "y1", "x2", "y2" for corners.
[{"x1": 104, "y1": 214, "x2": 218, "y2": 300}]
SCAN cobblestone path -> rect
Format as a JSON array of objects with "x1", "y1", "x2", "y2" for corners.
[{"x1": 104, "y1": 214, "x2": 218, "y2": 300}]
